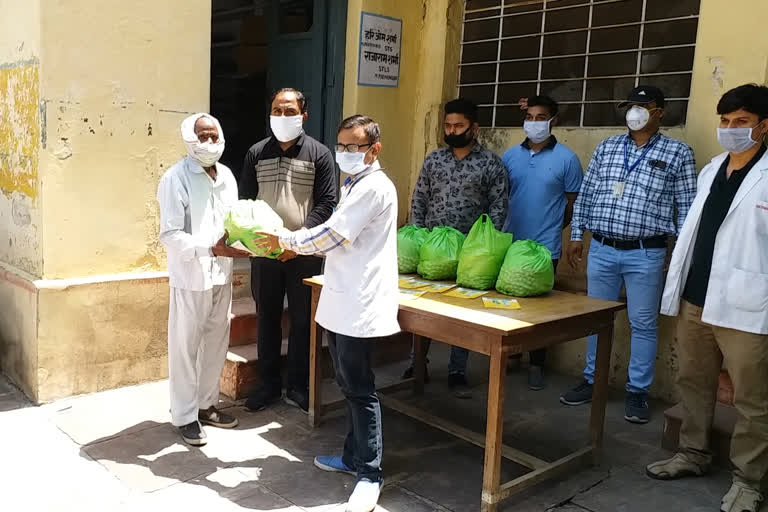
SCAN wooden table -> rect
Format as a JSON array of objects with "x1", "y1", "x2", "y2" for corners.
[{"x1": 304, "y1": 276, "x2": 625, "y2": 511}]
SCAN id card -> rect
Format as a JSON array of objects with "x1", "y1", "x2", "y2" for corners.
[
  {"x1": 444, "y1": 287, "x2": 488, "y2": 299},
  {"x1": 399, "y1": 278, "x2": 431, "y2": 290},
  {"x1": 399, "y1": 289, "x2": 427, "y2": 300},
  {"x1": 482, "y1": 297, "x2": 521, "y2": 310},
  {"x1": 613, "y1": 181, "x2": 626, "y2": 198},
  {"x1": 423, "y1": 283, "x2": 457, "y2": 294}
]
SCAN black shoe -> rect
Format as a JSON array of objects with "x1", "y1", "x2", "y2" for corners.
[
  {"x1": 624, "y1": 392, "x2": 650, "y2": 424},
  {"x1": 401, "y1": 365, "x2": 431, "y2": 383},
  {"x1": 245, "y1": 387, "x2": 282, "y2": 412},
  {"x1": 199, "y1": 406, "x2": 238, "y2": 428},
  {"x1": 179, "y1": 421, "x2": 207, "y2": 446},
  {"x1": 285, "y1": 388, "x2": 309, "y2": 413},
  {"x1": 528, "y1": 365, "x2": 545, "y2": 391},
  {"x1": 560, "y1": 380, "x2": 593, "y2": 406},
  {"x1": 448, "y1": 373, "x2": 472, "y2": 399}
]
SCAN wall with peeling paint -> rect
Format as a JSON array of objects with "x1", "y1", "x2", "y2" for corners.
[
  {"x1": 0, "y1": 0, "x2": 43, "y2": 277},
  {"x1": 39, "y1": 0, "x2": 211, "y2": 279}
]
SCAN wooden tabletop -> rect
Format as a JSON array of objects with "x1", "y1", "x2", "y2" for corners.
[{"x1": 303, "y1": 275, "x2": 625, "y2": 337}]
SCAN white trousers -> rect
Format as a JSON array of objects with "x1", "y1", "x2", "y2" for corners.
[{"x1": 168, "y1": 284, "x2": 232, "y2": 427}]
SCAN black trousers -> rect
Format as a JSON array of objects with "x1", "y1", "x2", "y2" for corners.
[
  {"x1": 510, "y1": 258, "x2": 559, "y2": 367},
  {"x1": 328, "y1": 331, "x2": 383, "y2": 482},
  {"x1": 251, "y1": 255, "x2": 323, "y2": 392}
]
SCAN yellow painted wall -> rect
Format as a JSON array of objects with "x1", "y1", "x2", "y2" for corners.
[
  {"x1": 39, "y1": 0, "x2": 212, "y2": 279},
  {"x1": 0, "y1": 0, "x2": 42, "y2": 276}
]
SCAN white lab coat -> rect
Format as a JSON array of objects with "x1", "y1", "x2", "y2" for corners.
[
  {"x1": 157, "y1": 156, "x2": 238, "y2": 426},
  {"x1": 661, "y1": 150, "x2": 768, "y2": 335}
]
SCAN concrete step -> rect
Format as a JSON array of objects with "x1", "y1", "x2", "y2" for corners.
[
  {"x1": 219, "y1": 331, "x2": 413, "y2": 400},
  {"x1": 232, "y1": 260, "x2": 252, "y2": 299},
  {"x1": 229, "y1": 297, "x2": 289, "y2": 348},
  {"x1": 662, "y1": 401, "x2": 737, "y2": 465}
]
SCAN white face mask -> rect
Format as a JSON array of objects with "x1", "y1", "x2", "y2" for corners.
[
  {"x1": 626, "y1": 106, "x2": 651, "y2": 131},
  {"x1": 523, "y1": 119, "x2": 552, "y2": 144},
  {"x1": 270, "y1": 115, "x2": 304, "y2": 142},
  {"x1": 186, "y1": 138, "x2": 224, "y2": 167},
  {"x1": 335, "y1": 150, "x2": 370, "y2": 175},
  {"x1": 717, "y1": 126, "x2": 760, "y2": 154}
]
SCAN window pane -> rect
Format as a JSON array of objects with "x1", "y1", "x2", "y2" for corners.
[
  {"x1": 643, "y1": 19, "x2": 699, "y2": 47},
  {"x1": 495, "y1": 106, "x2": 525, "y2": 127},
  {"x1": 543, "y1": 30, "x2": 587, "y2": 56},
  {"x1": 544, "y1": 6, "x2": 589, "y2": 31},
  {"x1": 500, "y1": 36, "x2": 540, "y2": 59},
  {"x1": 640, "y1": 47, "x2": 695, "y2": 73},
  {"x1": 540, "y1": 80, "x2": 584, "y2": 102},
  {"x1": 466, "y1": 8, "x2": 500, "y2": 20},
  {"x1": 502, "y1": 13, "x2": 542, "y2": 37},
  {"x1": 499, "y1": 60, "x2": 539, "y2": 81},
  {"x1": 503, "y1": 0, "x2": 542, "y2": 13},
  {"x1": 497, "y1": 82, "x2": 538, "y2": 104},
  {"x1": 555, "y1": 103, "x2": 583, "y2": 126},
  {"x1": 586, "y1": 77, "x2": 637, "y2": 100},
  {"x1": 592, "y1": 0, "x2": 643, "y2": 27},
  {"x1": 646, "y1": 0, "x2": 700, "y2": 20},
  {"x1": 466, "y1": 0, "x2": 502, "y2": 10},
  {"x1": 583, "y1": 103, "x2": 625, "y2": 126},
  {"x1": 541, "y1": 56, "x2": 585, "y2": 79},
  {"x1": 640, "y1": 73, "x2": 692, "y2": 98},
  {"x1": 460, "y1": 63, "x2": 497, "y2": 84},
  {"x1": 464, "y1": 18, "x2": 501, "y2": 42},
  {"x1": 478, "y1": 106, "x2": 494, "y2": 127},
  {"x1": 660, "y1": 100, "x2": 689, "y2": 126},
  {"x1": 462, "y1": 41, "x2": 499, "y2": 63},
  {"x1": 279, "y1": 0, "x2": 313, "y2": 34},
  {"x1": 458, "y1": 85, "x2": 496, "y2": 105},
  {"x1": 590, "y1": 26, "x2": 640, "y2": 52},
  {"x1": 588, "y1": 52, "x2": 638, "y2": 77}
]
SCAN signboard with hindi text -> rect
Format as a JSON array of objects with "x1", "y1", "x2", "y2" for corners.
[{"x1": 358, "y1": 12, "x2": 402, "y2": 88}]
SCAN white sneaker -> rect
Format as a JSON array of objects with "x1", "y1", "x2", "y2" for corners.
[{"x1": 345, "y1": 479, "x2": 381, "y2": 512}]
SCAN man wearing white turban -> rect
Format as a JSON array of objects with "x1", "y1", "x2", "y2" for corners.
[{"x1": 157, "y1": 113, "x2": 251, "y2": 446}]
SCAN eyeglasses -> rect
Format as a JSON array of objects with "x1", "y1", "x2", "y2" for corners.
[{"x1": 335, "y1": 143, "x2": 372, "y2": 153}]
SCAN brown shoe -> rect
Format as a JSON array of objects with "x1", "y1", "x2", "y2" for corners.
[
  {"x1": 646, "y1": 453, "x2": 708, "y2": 480},
  {"x1": 720, "y1": 481, "x2": 763, "y2": 512},
  {"x1": 198, "y1": 406, "x2": 238, "y2": 429}
]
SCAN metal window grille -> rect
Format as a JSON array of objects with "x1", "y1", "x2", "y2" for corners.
[{"x1": 458, "y1": 0, "x2": 701, "y2": 127}]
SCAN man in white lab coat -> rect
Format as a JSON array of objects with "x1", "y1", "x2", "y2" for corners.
[
  {"x1": 157, "y1": 113, "x2": 251, "y2": 446},
  {"x1": 646, "y1": 84, "x2": 768, "y2": 512},
  {"x1": 253, "y1": 114, "x2": 399, "y2": 512}
]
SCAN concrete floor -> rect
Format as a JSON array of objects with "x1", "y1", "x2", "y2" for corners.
[{"x1": 0, "y1": 343, "x2": 745, "y2": 512}]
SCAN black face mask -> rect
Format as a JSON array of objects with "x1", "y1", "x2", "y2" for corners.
[{"x1": 444, "y1": 126, "x2": 474, "y2": 148}]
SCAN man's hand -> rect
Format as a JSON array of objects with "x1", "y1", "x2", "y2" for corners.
[
  {"x1": 566, "y1": 241, "x2": 584, "y2": 269},
  {"x1": 252, "y1": 231, "x2": 281, "y2": 255},
  {"x1": 277, "y1": 249, "x2": 297, "y2": 262},
  {"x1": 212, "y1": 232, "x2": 252, "y2": 258},
  {"x1": 519, "y1": 97, "x2": 529, "y2": 110}
]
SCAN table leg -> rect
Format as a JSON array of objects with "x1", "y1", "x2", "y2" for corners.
[
  {"x1": 308, "y1": 287, "x2": 323, "y2": 427},
  {"x1": 413, "y1": 334, "x2": 427, "y2": 395},
  {"x1": 481, "y1": 342, "x2": 506, "y2": 512},
  {"x1": 589, "y1": 321, "x2": 614, "y2": 464}
]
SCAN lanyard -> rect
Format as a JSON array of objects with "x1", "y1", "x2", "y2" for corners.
[{"x1": 623, "y1": 136, "x2": 656, "y2": 176}]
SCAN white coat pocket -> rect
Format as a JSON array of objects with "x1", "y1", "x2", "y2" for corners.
[{"x1": 727, "y1": 268, "x2": 768, "y2": 313}]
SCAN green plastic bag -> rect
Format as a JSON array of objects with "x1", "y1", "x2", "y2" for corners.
[
  {"x1": 417, "y1": 226, "x2": 466, "y2": 281},
  {"x1": 456, "y1": 215, "x2": 514, "y2": 290},
  {"x1": 496, "y1": 240, "x2": 554, "y2": 297},
  {"x1": 397, "y1": 225, "x2": 430, "y2": 273},
  {"x1": 224, "y1": 199, "x2": 284, "y2": 258}
]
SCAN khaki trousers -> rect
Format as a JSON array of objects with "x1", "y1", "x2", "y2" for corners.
[{"x1": 677, "y1": 300, "x2": 768, "y2": 486}]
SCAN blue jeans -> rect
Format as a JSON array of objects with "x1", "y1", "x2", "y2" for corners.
[
  {"x1": 583, "y1": 240, "x2": 666, "y2": 395},
  {"x1": 409, "y1": 341, "x2": 469, "y2": 376},
  {"x1": 327, "y1": 331, "x2": 383, "y2": 482}
]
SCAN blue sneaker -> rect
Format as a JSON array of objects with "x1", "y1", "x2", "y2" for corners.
[{"x1": 314, "y1": 455, "x2": 355, "y2": 476}]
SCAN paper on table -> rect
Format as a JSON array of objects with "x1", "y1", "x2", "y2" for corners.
[
  {"x1": 482, "y1": 297, "x2": 521, "y2": 310},
  {"x1": 399, "y1": 289, "x2": 427, "y2": 300},
  {"x1": 444, "y1": 287, "x2": 488, "y2": 299},
  {"x1": 423, "y1": 283, "x2": 457, "y2": 293},
  {"x1": 399, "y1": 278, "x2": 431, "y2": 290}
]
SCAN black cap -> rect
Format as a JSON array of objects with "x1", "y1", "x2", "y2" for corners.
[{"x1": 618, "y1": 85, "x2": 665, "y2": 108}]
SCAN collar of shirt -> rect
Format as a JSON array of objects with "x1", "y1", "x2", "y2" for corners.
[
  {"x1": 715, "y1": 144, "x2": 767, "y2": 186},
  {"x1": 185, "y1": 157, "x2": 226, "y2": 186},
  {"x1": 624, "y1": 130, "x2": 662, "y2": 150},
  {"x1": 268, "y1": 131, "x2": 306, "y2": 156},
  {"x1": 521, "y1": 135, "x2": 558, "y2": 151},
  {"x1": 343, "y1": 159, "x2": 382, "y2": 188}
]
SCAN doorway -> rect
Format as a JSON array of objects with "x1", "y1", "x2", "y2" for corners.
[{"x1": 210, "y1": 0, "x2": 347, "y2": 181}]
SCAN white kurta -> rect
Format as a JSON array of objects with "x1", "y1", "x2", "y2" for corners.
[{"x1": 157, "y1": 156, "x2": 238, "y2": 426}]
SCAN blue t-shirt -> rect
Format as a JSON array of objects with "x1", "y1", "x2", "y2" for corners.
[{"x1": 502, "y1": 137, "x2": 583, "y2": 259}]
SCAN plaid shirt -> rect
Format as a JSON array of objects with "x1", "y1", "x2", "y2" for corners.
[{"x1": 571, "y1": 132, "x2": 697, "y2": 241}]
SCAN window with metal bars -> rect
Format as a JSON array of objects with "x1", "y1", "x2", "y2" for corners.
[{"x1": 458, "y1": 0, "x2": 701, "y2": 128}]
